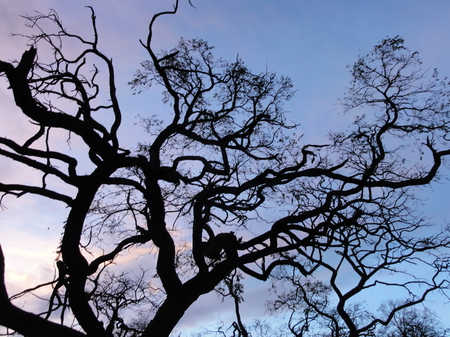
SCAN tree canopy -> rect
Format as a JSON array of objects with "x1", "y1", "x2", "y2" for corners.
[{"x1": 1, "y1": 2, "x2": 450, "y2": 337}]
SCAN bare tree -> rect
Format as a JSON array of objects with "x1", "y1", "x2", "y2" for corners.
[
  {"x1": 265, "y1": 37, "x2": 450, "y2": 337},
  {"x1": 0, "y1": 2, "x2": 450, "y2": 337},
  {"x1": 376, "y1": 303, "x2": 449, "y2": 337}
]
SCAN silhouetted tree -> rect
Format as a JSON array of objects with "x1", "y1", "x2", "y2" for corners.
[
  {"x1": 376, "y1": 303, "x2": 449, "y2": 337},
  {"x1": 262, "y1": 36, "x2": 450, "y2": 337},
  {"x1": 1, "y1": 2, "x2": 450, "y2": 337},
  {"x1": 267, "y1": 275, "x2": 450, "y2": 337}
]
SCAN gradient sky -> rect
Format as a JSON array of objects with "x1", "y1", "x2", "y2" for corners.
[{"x1": 1, "y1": 0, "x2": 450, "y2": 334}]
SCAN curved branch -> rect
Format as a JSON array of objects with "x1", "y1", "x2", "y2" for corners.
[
  {"x1": 0, "y1": 183, "x2": 73, "y2": 205},
  {"x1": 87, "y1": 234, "x2": 151, "y2": 275}
]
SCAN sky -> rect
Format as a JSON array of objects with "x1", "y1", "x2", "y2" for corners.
[{"x1": 1, "y1": 0, "x2": 450, "y2": 334}]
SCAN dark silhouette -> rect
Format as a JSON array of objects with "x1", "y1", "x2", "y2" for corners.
[{"x1": 1, "y1": 2, "x2": 450, "y2": 337}]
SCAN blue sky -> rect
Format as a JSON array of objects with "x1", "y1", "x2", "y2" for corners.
[{"x1": 1, "y1": 0, "x2": 450, "y2": 334}]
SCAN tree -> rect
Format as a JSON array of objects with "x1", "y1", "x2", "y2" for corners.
[
  {"x1": 0, "y1": 2, "x2": 450, "y2": 337},
  {"x1": 267, "y1": 276, "x2": 450, "y2": 337},
  {"x1": 261, "y1": 37, "x2": 450, "y2": 337},
  {"x1": 378, "y1": 303, "x2": 449, "y2": 337}
]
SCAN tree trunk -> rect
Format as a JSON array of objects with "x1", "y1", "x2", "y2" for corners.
[{"x1": 142, "y1": 293, "x2": 198, "y2": 337}]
